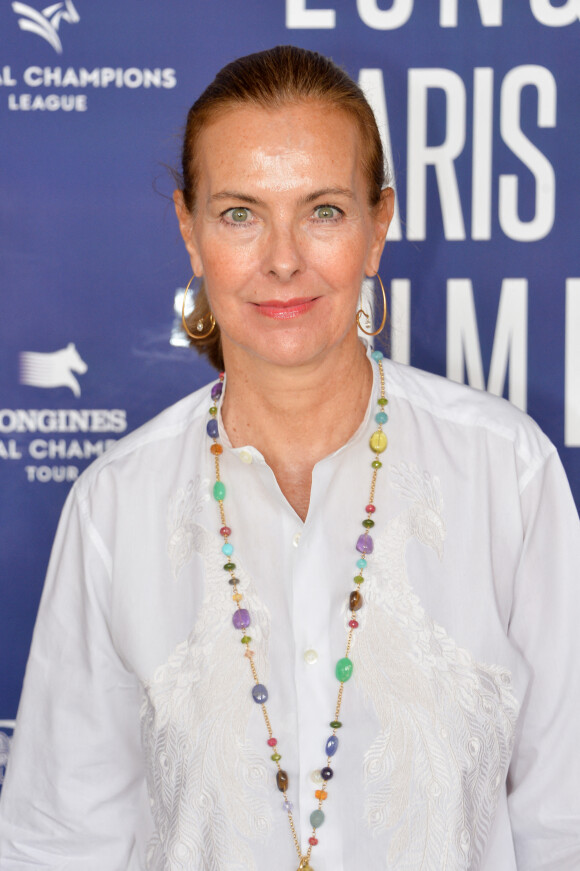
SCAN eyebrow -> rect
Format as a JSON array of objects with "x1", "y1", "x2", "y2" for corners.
[{"x1": 208, "y1": 187, "x2": 355, "y2": 206}]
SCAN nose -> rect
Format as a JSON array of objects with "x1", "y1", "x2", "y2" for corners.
[{"x1": 262, "y1": 223, "x2": 304, "y2": 281}]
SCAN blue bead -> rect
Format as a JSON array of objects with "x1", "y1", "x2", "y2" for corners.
[
  {"x1": 375, "y1": 411, "x2": 388, "y2": 424},
  {"x1": 221, "y1": 542, "x2": 233, "y2": 556},
  {"x1": 371, "y1": 349, "x2": 384, "y2": 361},
  {"x1": 310, "y1": 809, "x2": 325, "y2": 828},
  {"x1": 207, "y1": 419, "x2": 219, "y2": 438},
  {"x1": 356, "y1": 558, "x2": 367, "y2": 569},
  {"x1": 252, "y1": 684, "x2": 268, "y2": 704},
  {"x1": 326, "y1": 735, "x2": 339, "y2": 757}
]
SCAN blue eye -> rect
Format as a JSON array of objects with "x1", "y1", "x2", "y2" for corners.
[{"x1": 315, "y1": 205, "x2": 340, "y2": 220}]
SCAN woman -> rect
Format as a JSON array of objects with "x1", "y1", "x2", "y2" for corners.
[{"x1": 1, "y1": 46, "x2": 579, "y2": 871}]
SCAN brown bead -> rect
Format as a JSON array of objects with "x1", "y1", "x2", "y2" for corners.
[
  {"x1": 276, "y1": 769, "x2": 289, "y2": 792},
  {"x1": 210, "y1": 444, "x2": 223, "y2": 455},
  {"x1": 349, "y1": 590, "x2": 363, "y2": 611}
]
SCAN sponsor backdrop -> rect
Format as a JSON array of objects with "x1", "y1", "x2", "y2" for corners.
[{"x1": 0, "y1": 0, "x2": 579, "y2": 785}]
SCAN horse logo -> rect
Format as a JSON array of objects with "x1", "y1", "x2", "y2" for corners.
[
  {"x1": 20, "y1": 343, "x2": 88, "y2": 397},
  {"x1": 12, "y1": 1, "x2": 80, "y2": 55}
]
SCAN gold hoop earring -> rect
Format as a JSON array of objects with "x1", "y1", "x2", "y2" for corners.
[
  {"x1": 181, "y1": 275, "x2": 216, "y2": 340},
  {"x1": 356, "y1": 273, "x2": 387, "y2": 337}
]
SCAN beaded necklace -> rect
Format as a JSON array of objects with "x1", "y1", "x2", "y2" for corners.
[{"x1": 206, "y1": 350, "x2": 388, "y2": 871}]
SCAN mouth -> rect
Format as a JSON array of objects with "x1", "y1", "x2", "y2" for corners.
[{"x1": 254, "y1": 297, "x2": 319, "y2": 320}]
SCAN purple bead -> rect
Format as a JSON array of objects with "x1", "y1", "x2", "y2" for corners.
[
  {"x1": 211, "y1": 382, "x2": 223, "y2": 400},
  {"x1": 356, "y1": 533, "x2": 374, "y2": 554},
  {"x1": 206, "y1": 419, "x2": 219, "y2": 438},
  {"x1": 252, "y1": 683, "x2": 268, "y2": 703},
  {"x1": 326, "y1": 735, "x2": 339, "y2": 757},
  {"x1": 232, "y1": 609, "x2": 250, "y2": 630}
]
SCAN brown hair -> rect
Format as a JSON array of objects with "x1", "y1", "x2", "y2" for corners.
[{"x1": 177, "y1": 45, "x2": 388, "y2": 370}]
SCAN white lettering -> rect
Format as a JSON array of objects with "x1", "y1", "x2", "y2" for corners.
[
  {"x1": 23, "y1": 66, "x2": 42, "y2": 87},
  {"x1": 356, "y1": 0, "x2": 413, "y2": 29},
  {"x1": 499, "y1": 65, "x2": 556, "y2": 241},
  {"x1": 286, "y1": 0, "x2": 336, "y2": 28},
  {"x1": 61, "y1": 67, "x2": 80, "y2": 87},
  {"x1": 0, "y1": 409, "x2": 127, "y2": 434},
  {"x1": 440, "y1": 0, "x2": 502, "y2": 26},
  {"x1": 100, "y1": 67, "x2": 116, "y2": 87},
  {"x1": 358, "y1": 69, "x2": 402, "y2": 240},
  {"x1": 390, "y1": 279, "x2": 411, "y2": 365},
  {"x1": 472, "y1": 68, "x2": 494, "y2": 240},
  {"x1": 42, "y1": 66, "x2": 62, "y2": 87},
  {"x1": 0, "y1": 66, "x2": 17, "y2": 86},
  {"x1": 25, "y1": 465, "x2": 79, "y2": 483},
  {"x1": 447, "y1": 278, "x2": 528, "y2": 410},
  {"x1": 565, "y1": 279, "x2": 580, "y2": 446},
  {"x1": 0, "y1": 440, "x2": 22, "y2": 460},
  {"x1": 407, "y1": 68, "x2": 466, "y2": 241},
  {"x1": 79, "y1": 68, "x2": 100, "y2": 87},
  {"x1": 530, "y1": 0, "x2": 580, "y2": 26},
  {"x1": 123, "y1": 67, "x2": 143, "y2": 88},
  {"x1": 162, "y1": 68, "x2": 177, "y2": 89},
  {"x1": 8, "y1": 93, "x2": 87, "y2": 112}
]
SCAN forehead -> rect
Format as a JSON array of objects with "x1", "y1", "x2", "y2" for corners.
[{"x1": 194, "y1": 102, "x2": 365, "y2": 195}]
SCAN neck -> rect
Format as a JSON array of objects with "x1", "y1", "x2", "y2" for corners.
[{"x1": 220, "y1": 336, "x2": 373, "y2": 520}]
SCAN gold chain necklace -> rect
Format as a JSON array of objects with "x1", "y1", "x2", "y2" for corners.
[{"x1": 206, "y1": 352, "x2": 388, "y2": 869}]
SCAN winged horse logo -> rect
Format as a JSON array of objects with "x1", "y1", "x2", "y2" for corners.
[{"x1": 12, "y1": 1, "x2": 80, "y2": 54}]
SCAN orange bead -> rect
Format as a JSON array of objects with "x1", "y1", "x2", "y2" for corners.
[
  {"x1": 210, "y1": 444, "x2": 223, "y2": 455},
  {"x1": 314, "y1": 789, "x2": 328, "y2": 800}
]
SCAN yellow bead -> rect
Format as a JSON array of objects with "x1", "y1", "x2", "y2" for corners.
[
  {"x1": 232, "y1": 592, "x2": 243, "y2": 603},
  {"x1": 369, "y1": 430, "x2": 388, "y2": 454}
]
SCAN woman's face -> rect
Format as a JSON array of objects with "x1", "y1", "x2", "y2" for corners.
[{"x1": 175, "y1": 101, "x2": 393, "y2": 370}]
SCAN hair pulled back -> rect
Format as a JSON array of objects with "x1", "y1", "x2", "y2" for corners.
[{"x1": 177, "y1": 45, "x2": 388, "y2": 370}]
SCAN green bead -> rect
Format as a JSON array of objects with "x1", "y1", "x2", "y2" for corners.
[
  {"x1": 271, "y1": 752, "x2": 282, "y2": 762},
  {"x1": 209, "y1": 406, "x2": 218, "y2": 415},
  {"x1": 224, "y1": 562, "x2": 236, "y2": 571},
  {"x1": 213, "y1": 481, "x2": 226, "y2": 501},
  {"x1": 362, "y1": 518, "x2": 375, "y2": 528},
  {"x1": 335, "y1": 657, "x2": 354, "y2": 682},
  {"x1": 370, "y1": 431, "x2": 388, "y2": 454},
  {"x1": 377, "y1": 397, "x2": 388, "y2": 406},
  {"x1": 371, "y1": 460, "x2": 382, "y2": 469},
  {"x1": 330, "y1": 720, "x2": 342, "y2": 729},
  {"x1": 354, "y1": 575, "x2": 365, "y2": 585},
  {"x1": 310, "y1": 809, "x2": 325, "y2": 828},
  {"x1": 241, "y1": 635, "x2": 251, "y2": 644}
]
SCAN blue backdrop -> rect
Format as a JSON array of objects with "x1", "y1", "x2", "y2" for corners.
[{"x1": 1, "y1": 0, "x2": 579, "y2": 785}]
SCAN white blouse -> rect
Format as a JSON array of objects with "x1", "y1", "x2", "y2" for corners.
[{"x1": 1, "y1": 356, "x2": 579, "y2": 871}]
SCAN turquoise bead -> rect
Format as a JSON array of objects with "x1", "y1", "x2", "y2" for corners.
[
  {"x1": 222, "y1": 543, "x2": 233, "y2": 556},
  {"x1": 310, "y1": 809, "x2": 325, "y2": 828},
  {"x1": 356, "y1": 557, "x2": 367, "y2": 569},
  {"x1": 375, "y1": 411, "x2": 388, "y2": 424},
  {"x1": 371, "y1": 349, "x2": 384, "y2": 361},
  {"x1": 336, "y1": 657, "x2": 354, "y2": 682},
  {"x1": 213, "y1": 481, "x2": 226, "y2": 501}
]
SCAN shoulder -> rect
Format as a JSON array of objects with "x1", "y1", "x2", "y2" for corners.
[
  {"x1": 73, "y1": 379, "x2": 215, "y2": 499},
  {"x1": 383, "y1": 359, "x2": 556, "y2": 484}
]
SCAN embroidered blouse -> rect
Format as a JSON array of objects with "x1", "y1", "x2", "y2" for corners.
[{"x1": 1, "y1": 357, "x2": 579, "y2": 871}]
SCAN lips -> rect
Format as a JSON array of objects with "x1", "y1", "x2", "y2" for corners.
[{"x1": 254, "y1": 297, "x2": 318, "y2": 320}]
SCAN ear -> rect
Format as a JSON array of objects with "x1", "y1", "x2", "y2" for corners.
[
  {"x1": 173, "y1": 190, "x2": 203, "y2": 277},
  {"x1": 365, "y1": 187, "x2": 395, "y2": 277}
]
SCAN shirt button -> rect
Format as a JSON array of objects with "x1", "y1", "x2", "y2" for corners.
[
  {"x1": 239, "y1": 449, "x2": 253, "y2": 464},
  {"x1": 303, "y1": 648, "x2": 318, "y2": 665},
  {"x1": 292, "y1": 532, "x2": 301, "y2": 548}
]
